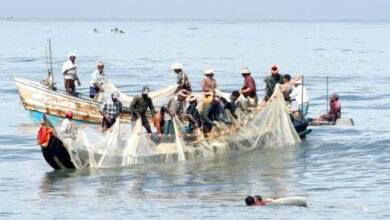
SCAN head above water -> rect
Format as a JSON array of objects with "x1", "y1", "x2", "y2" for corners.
[
  {"x1": 254, "y1": 195, "x2": 263, "y2": 202},
  {"x1": 245, "y1": 196, "x2": 255, "y2": 206}
]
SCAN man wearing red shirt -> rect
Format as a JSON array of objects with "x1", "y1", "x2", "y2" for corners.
[{"x1": 239, "y1": 67, "x2": 258, "y2": 107}]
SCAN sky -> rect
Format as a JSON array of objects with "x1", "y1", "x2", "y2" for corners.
[{"x1": 0, "y1": 0, "x2": 389, "y2": 21}]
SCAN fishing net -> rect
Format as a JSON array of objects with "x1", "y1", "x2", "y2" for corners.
[
  {"x1": 94, "y1": 80, "x2": 178, "y2": 107},
  {"x1": 57, "y1": 84, "x2": 301, "y2": 169}
]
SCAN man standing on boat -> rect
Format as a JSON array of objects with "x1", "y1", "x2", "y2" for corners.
[
  {"x1": 262, "y1": 65, "x2": 284, "y2": 102},
  {"x1": 163, "y1": 90, "x2": 189, "y2": 137},
  {"x1": 129, "y1": 86, "x2": 155, "y2": 135},
  {"x1": 239, "y1": 67, "x2": 258, "y2": 107},
  {"x1": 100, "y1": 91, "x2": 123, "y2": 132},
  {"x1": 201, "y1": 68, "x2": 217, "y2": 94},
  {"x1": 171, "y1": 62, "x2": 192, "y2": 93},
  {"x1": 89, "y1": 62, "x2": 107, "y2": 99},
  {"x1": 62, "y1": 53, "x2": 81, "y2": 96}
]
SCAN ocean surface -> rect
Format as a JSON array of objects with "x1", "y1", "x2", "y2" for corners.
[{"x1": 0, "y1": 18, "x2": 390, "y2": 219}]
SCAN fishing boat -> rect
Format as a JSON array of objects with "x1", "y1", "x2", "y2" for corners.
[
  {"x1": 37, "y1": 83, "x2": 311, "y2": 170},
  {"x1": 15, "y1": 77, "x2": 128, "y2": 124}
]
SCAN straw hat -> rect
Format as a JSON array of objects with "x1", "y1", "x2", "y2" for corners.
[
  {"x1": 97, "y1": 61, "x2": 105, "y2": 67},
  {"x1": 271, "y1": 65, "x2": 279, "y2": 74},
  {"x1": 171, "y1": 62, "x2": 183, "y2": 70},
  {"x1": 240, "y1": 67, "x2": 250, "y2": 74},
  {"x1": 112, "y1": 91, "x2": 120, "y2": 98},
  {"x1": 204, "y1": 68, "x2": 214, "y2": 75},
  {"x1": 68, "y1": 52, "x2": 76, "y2": 58},
  {"x1": 293, "y1": 75, "x2": 302, "y2": 84}
]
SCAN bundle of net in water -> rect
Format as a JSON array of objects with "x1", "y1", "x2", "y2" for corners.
[{"x1": 58, "y1": 84, "x2": 301, "y2": 169}]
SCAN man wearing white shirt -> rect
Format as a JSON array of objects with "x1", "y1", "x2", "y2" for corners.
[
  {"x1": 289, "y1": 75, "x2": 309, "y2": 116},
  {"x1": 89, "y1": 62, "x2": 106, "y2": 98},
  {"x1": 62, "y1": 53, "x2": 81, "y2": 95}
]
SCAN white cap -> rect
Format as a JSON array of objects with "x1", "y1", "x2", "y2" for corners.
[
  {"x1": 68, "y1": 53, "x2": 76, "y2": 58},
  {"x1": 240, "y1": 67, "x2": 250, "y2": 74},
  {"x1": 204, "y1": 68, "x2": 214, "y2": 75},
  {"x1": 112, "y1": 91, "x2": 120, "y2": 99},
  {"x1": 171, "y1": 62, "x2": 183, "y2": 70}
]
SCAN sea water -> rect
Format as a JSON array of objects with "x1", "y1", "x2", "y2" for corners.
[{"x1": 0, "y1": 18, "x2": 389, "y2": 219}]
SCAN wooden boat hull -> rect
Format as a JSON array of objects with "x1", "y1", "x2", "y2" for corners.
[{"x1": 15, "y1": 77, "x2": 131, "y2": 124}]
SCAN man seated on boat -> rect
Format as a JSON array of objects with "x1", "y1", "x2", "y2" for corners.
[
  {"x1": 320, "y1": 93, "x2": 341, "y2": 122},
  {"x1": 262, "y1": 65, "x2": 284, "y2": 104},
  {"x1": 153, "y1": 106, "x2": 167, "y2": 140},
  {"x1": 89, "y1": 62, "x2": 107, "y2": 99},
  {"x1": 224, "y1": 91, "x2": 240, "y2": 119},
  {"x1": 60, "y1": 110, "x2": 76, "y2": 138},
  {"x1": 99, "y1": 92, "x2": 123, "y2": 132},
  {"x1": 239, "y1": 67, "x2": 258, "y2": 107},
  {"x1": 202, "y1": 96, "x2": 230, "y2": 135},
  {"x1": 171, "y1": 62, "x2": 192, "y2": 93},
  {"x1": 289, "y1": 75, "x2": 309, "y2": 117},
  {"x1": 130, "y1": 86, "x2": 155, "y2": 135},
  {"x1": 186, "y1": 96, "x2": 202, "y2": 139},
  {"x1": 62, "y1": 53, "x2": 81, "y2": 96},
  {"x1": 163, "y1": 90, "x2": 189, "y2": 139}
]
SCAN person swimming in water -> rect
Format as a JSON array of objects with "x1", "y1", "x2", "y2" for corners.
[{"x1": 245, "y1": 195, "x2": 279, "y2": 206}]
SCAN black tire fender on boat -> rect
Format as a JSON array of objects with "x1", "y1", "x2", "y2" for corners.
[{"x1": 41, "y1": 136, "x2": 75, "y2": 170}]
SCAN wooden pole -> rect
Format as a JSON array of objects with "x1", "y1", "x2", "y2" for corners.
[{"x1": 301, "y1": 75, "x2": 304, "y2": 117}]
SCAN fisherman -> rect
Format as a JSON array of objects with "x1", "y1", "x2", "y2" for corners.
[
  {"x1": 224, "y1": 90, "x2": 245, "y2": 119},
  {"x1": 202, "y1": 96, "x2": 229, "y2": 135},
  {"x1": 171, "y1": 62, "x2": 192, "y2": 92},
  {"x1": 201, "y1": 68, "x2": 217, "y2": 94},
  {"x1": 99, "y1": 91, "x2": 123, "y2": 132},
  {"x1": 289, "y1": 75, "x2": 309, "y2": 117},
  {"x1": 60, "y1": 110, "x2": 76, "y2": 138},
  {"x1": 186, "y1": 96, "x2": 202, "y2": 138},
  {"x1": 163, "y1": 90, "x2": 189, "y2": 136},
  {"x1": 239, "y1": 67, "x2": 258, "y2": 107},
  {"x1": 89, "y1": 62, "x2": 107, "y2": 99},
  {"x1": 245, "y1": 195, "x2": 277, "y2": 206},
  {"x1": 320, "y1": 93, "x2": 341, "y2": 122},
  {"x1": 153, "y1": 106, "x2": 167, "y2": 139},
  {"x1": 263, "y1": 65, "x2": 284, "y2": 102},
  {"x1": 129, "y1": 86, "x2": 155, "y2": 135},
  {"x1": 62, "y1": 53, "x2": 81, "y2": 96},
  {"x1": 282, "y1": 74, "x2": 293, "y2": 108}
]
